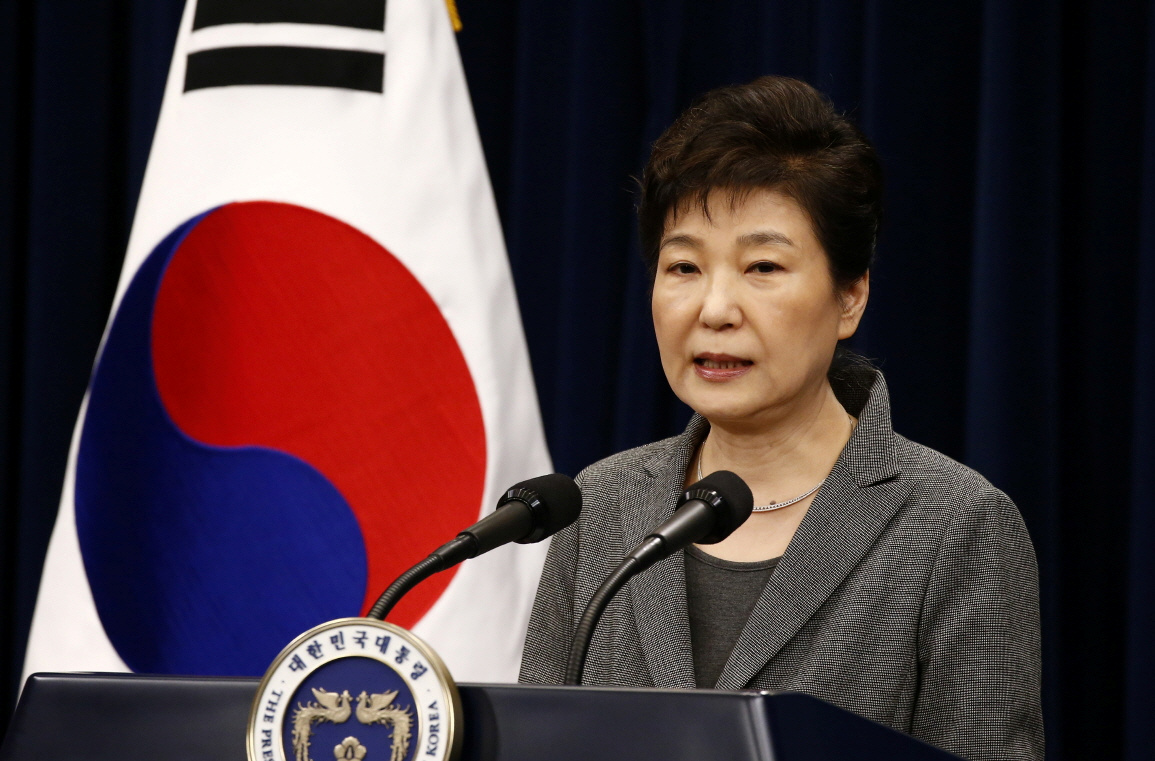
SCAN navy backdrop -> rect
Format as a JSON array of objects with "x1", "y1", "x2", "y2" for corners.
[{"x1": 2, "y1": 1, "x2": 1154, "y2": 760}]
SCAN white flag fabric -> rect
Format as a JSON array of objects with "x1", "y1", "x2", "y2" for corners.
[{"x1": 23, "y1": 0, "x2": 551, "y2": 683}]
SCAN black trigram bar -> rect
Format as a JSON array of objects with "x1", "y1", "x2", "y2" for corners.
[
  {"x1": 193, "y1": 0, "x2": 386, "y2": 31},
  {"x1": 184, "y1": 47, "x2": 384, "y2": 93}
]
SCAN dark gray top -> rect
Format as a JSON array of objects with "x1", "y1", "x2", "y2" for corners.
[
  {"x1": 684, "y1": 545, "x2": 779, "y2": 688},
  {"x1": 520, "y1": 367, "x2": 1044, "y2": 761}
]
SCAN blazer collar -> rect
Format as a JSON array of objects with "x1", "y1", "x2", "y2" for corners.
[
  {"x1": 624, "y1": 415, "x2": 706, "y2": 688},
  {"x1": 630, "y1": 368, "x2": 910, "y2": 689}
]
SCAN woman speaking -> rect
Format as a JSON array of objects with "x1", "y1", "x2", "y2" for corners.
[{"x1": 519, "y1": 76, "x2": 1043, "y2": 761}]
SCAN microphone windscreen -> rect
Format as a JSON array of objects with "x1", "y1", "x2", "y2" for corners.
[
  {"x1": 505, "y1": 473, "x2": 582, "y2": 544},
  {"x1": 682, "y1": 470, "x2": 754, "y2": 545}
]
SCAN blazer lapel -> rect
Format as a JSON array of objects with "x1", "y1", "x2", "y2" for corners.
[
  {"x1": 622, "y1": 418, "x2": 707, "y2": 690},
  {"x1": 716, "y1": 372, "x2": 913, "y2": 690}
]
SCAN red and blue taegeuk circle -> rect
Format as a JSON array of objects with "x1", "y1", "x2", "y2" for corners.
[{"x1": 75, "y1": 201, "x2": 486, "y2": 675}]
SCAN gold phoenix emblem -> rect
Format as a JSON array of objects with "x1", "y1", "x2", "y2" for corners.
[{"x1": 292, "y1": 688, "x2": 413, "y2": 761}]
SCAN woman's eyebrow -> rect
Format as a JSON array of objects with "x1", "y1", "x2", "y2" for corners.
[
  {"x1": 738, "y1": 230, "x2": 794, "y2": 248},
  {"x1": 659, "y1": 233, "x2": 701, "y2": 250}
]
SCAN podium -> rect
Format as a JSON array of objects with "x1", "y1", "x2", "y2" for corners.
[{"x1": 1, "y1": 673, "x2": 959, "y2": 760}]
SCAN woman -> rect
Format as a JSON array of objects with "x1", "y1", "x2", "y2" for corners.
[{"x1": 519, "y1": 76, "x2": 1043, "y2": 761}]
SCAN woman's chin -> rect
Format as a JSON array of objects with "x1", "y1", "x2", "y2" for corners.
[
  {"x1": 684, "y1": 385, "x2": 818, "y2": 430},
  {"x1": 688, "y1": 398, "x2": 771, "y2": 427}
]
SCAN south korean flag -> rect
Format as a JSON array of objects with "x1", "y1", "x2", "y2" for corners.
[{"x1": 23, "y1": 0, "x2": 552, "y2": 683}]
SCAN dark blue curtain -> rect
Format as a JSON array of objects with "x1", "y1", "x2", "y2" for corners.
[{"x1": 3, "y1": 1, "x2": 1154, "y2": 759}]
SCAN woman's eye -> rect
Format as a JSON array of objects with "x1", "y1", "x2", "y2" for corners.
[
  {"x1": 669, "y1": 262, "x2": 699, "y2": 275},
  {"x1": 748, "y1": 261, "x2": 780, "y2": 274}
]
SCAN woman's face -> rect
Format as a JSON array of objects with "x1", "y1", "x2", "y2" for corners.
[{"x1": 651, "y1": 188, "x2": 868, "y2": 429}]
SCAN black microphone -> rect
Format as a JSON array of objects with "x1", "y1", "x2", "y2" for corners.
[
  {"x1": 366, "y1": 473, "x2": 581, "y2": 620},
  {"x1": 563, "y1": 470, "x2": 753, "y2": 685}
]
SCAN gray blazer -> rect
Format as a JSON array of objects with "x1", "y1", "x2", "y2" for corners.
[{"x1": 520, "y1": 369, "x2": 1044, "y2": 761}]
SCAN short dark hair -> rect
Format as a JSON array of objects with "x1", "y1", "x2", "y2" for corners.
[{"x1": 637, "y1": 75, "x2": 883, "y2": 290}]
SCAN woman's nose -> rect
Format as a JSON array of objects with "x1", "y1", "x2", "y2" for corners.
[{"x1": 699, "y1": 275, "x2": 742, "y2": 330}]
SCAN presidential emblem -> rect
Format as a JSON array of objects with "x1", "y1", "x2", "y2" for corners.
[{"x1": 248, "y1": 619, "x2": 461, "y2": 761}]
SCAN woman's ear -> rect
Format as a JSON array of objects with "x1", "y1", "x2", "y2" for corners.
[{"x1": 837, "y1": 271, "x2": 870, "y2": 340}]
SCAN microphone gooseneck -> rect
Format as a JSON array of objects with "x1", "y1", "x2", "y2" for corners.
[
  {"x1": 563, "y1": 470, "x2": 753, "y2": 685},
  {"x1": 367, "y1": 473, "x2": 581, "y2": 621}
]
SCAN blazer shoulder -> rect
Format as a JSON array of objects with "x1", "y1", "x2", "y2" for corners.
[
  {"x1": 894, "y1": 435, "x2": 1027, "y2": 533},
  {"x1": 575, "y1": 431, "x2": 688, "y2": 486},
  {"x1": 897, "y1": 435, "x2": 1002, "y2": 495}
]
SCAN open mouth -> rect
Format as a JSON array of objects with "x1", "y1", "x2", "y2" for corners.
[
  {"x1": 693, "y1": 353, "x2": 754, "y2": 380},
  {"x1": 694, "y1": 354, "x2": 753, "y2": 369}
]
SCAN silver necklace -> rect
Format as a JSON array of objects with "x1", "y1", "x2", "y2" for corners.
[
  {"x1": 696, "y1": 454, "x2": 824, "y2": 512},
  {"x1": 694, "y1": 414, "x2": 854, "y2": 513}
]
